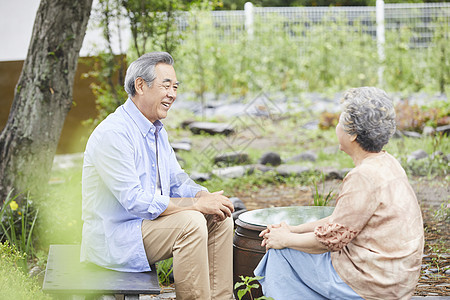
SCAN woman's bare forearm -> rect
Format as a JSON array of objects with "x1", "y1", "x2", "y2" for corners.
[
  {"x1": 290, "y1": 216, "x2": 331, "y2": 234},
  {"x1": 285, "y1": 232, "x2": 329, "y2": 254}
]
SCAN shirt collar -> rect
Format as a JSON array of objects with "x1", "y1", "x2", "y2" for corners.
[{"x1": 123, "y1": 98, "x2": 164, "y2": 137}]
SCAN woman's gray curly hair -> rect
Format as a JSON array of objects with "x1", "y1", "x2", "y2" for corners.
[{"x1": 340, "y1": 87, "x2": 396, "y2": 153}]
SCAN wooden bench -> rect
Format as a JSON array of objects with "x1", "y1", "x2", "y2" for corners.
[{"x1": 42, "y1": 245, "x2": 160, "y2": 299}]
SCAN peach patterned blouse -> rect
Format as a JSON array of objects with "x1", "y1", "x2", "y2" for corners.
[{"x1": 314, "y1": 151, "x2": 424, "y2": 300}]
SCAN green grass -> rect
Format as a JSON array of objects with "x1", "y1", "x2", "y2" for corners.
[
  {"x1": 0, "y1": 242, "x2": 51, "y2": 300},
  {"x1": 35, "y1": 167, "x2": 83, "y2": 250}
]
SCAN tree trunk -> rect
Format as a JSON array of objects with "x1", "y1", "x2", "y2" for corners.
[{"x1": 0, "y1": 0, "x2": 93, "y2": 201}]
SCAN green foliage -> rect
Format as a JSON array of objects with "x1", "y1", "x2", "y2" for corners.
[
  {"x1": 234, "y1": 275, "x2": 273, "y2": 300},
  {"x1": 427, "y1": 17, "x2": 450, "y2": 94},
  {"x1": 0, "y1": 191, "x2": 39, "y2": 270},
  {"x1": 122, "y1": 0, "x2": 185, "y2": 56},
  {"x1": 0, "y1": 242, "x2": 51, "y2": 300},
  {"x1": 156, "y1": 257, "x2": 174, "y2": 286},
  {"x1": 434, "y1": 201, "x2": 449, "y2": 223},
  {"x1": 85, "y1": 0, "x2": 187, "y2": 127},
  {"x1": 312, "y1": 173, "x2": 335, "y2": 206},
  {"x1": 383, "y1": 19, "x2": 450, "y2": 94},
  {"x1": 81, "y1": 54, "x2": 128, "y2": 130},
  {"x1": 173, "y1": 10, "x2": 448, "y2": 98},
  {"x1": 35, "y1": 167, "x2": 83, "y2": 249}
]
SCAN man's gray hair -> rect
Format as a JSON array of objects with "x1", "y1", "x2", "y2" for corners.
[
  {"x1": 340, "y1": 87, "x2": 396, "y2": 153},
  {"x1": 124, "y1": 52, "x2": 174, "y2": 98}
]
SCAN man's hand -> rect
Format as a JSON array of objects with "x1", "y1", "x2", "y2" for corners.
[
  {"x1": 195, "y1": 190, "x2": 234, "y2": 222},
  {"x1": 260, "y1": 222, "x2": 292, "y2": 250}
]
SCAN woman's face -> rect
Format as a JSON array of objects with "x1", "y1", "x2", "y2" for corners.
[{"x1": 336, "y1": 114, "x2": 355, "y2": 155}]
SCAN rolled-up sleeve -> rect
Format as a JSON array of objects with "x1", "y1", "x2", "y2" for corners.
[
  {"x1": 314, "y1": 223, "x2": 359, "y2": 251},
  {"x1": 92, "y1": 130, "x2": 169, "y2": 220},
  {"x1": 314, "y1": 171, "x2": 379, "y2": 251}
]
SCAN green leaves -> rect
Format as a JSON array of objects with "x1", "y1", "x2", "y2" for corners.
[
  {"x1": 156, "y1": 257, "x2": 174, "y2": 286},
  {"x1": 234, "y1": 275, "x2": 273, "y2": 300}
]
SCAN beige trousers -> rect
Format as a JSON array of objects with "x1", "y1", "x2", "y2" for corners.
[{"x1": 142, "y1": 210, "x2": 234, "y2": 300}]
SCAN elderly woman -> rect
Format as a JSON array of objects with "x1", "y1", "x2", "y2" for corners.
[{"x1": 255, "y1": 87, "x2": 424, "y2": 300}]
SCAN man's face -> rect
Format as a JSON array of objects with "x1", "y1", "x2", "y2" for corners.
[{"x1": 134, "y1": 63, "x2": 178, "y2": 123}]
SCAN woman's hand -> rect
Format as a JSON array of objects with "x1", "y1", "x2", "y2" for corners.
[{"x1": 260, "y1": 222, "x2": 292, "y2": 250}]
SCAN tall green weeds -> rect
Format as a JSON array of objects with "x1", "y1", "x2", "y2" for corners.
[{"x1": 0, "y1": 191, "x2": 39, "y2": 270}]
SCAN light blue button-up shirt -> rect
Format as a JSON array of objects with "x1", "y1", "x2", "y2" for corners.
[{"x1": 80, "y1": 99, "x2": 206, "y2": 272}]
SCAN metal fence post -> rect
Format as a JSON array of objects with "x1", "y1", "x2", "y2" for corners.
[
  {"x1": 376, "y1": 0, "x2": 385, "y2": 87},
  {"x1": 245, "y1": 2, "x2": 254, "y2": 38}
]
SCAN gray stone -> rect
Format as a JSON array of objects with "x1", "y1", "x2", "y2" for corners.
[
  {"x1": 230, "y1": 197, "x2": 248, "y2": 223},
  {"x1": 190, "y1": 172, "x2": 211, "y2": 182},
  {"x1": 315, "y1": 167, "x2": 350, "y2": 180},
  {"x1": 213, "y1": 103, "x2": 247, "y2": 117},
  {"x1": 212, "y1": 166, "x2": 246, "y2": 179},
  {"x1": 445, "y1": 269, "x2": 450, "y2": 275},
  {"x1": 276, "y1": 164, "x2": 311, "y2": 177},
  {"x1": 180, "y1": 119, "x2": 195, "y2": 129},
  {"x1": 407, "y1": 149, "x2": 428, "y2": 163},
  {"x1": 230, "y1": 197, "x2": 247, "y2": 211},
  {"x1": 171, "y1": 142, "x2": 191, "y2": 152},
  {"x1": 214, "y1": 152, "x2": 250, "y2": 165},
  {"x1": 322, "y1": 146, "x2": 339, "y2": 155},
  {"x1": 436, "y1": 124, "x2": 450, "y2": 136},
  {"x1": 259, "y1": 152, "x2": 282, "y2": 166},
  {"x1": 302, "y1": 120, "x2": 319, "y2": 130},
  {"x1": 188, "y1": 121, "x2": 234, "y2": 136},
  {"x1": 402, "y1": 131, "x2": 422, "y2": 139},
  {"x1": 431, "y1": 151, "x2": 445, "y2": 160},
  {"x1": 392, "y1": 130, "x2": 404, "y2": 139},
  {"x1": 286, "y1": 151, "x2": 317, "y2": 163},
  {"x1": 422, "y1": 126, "x2": 436, "y2": 136},
  {"x1": 28, "y1": 266, "x2": 42, "y2": 278},
  {"x1": 247, "y1": 164, "x2": 275, "y2": 173}
]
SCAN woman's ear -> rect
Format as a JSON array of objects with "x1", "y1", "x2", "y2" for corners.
[{"x1": 134, "y1": 77, "x2": 145, "y2": 96}]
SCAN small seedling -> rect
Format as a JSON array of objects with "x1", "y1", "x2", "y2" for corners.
[{"x1": 234, "y1": 275, "x2": 273, "y2": 300}]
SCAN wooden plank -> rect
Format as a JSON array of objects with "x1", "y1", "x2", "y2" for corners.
[{"x1": 43, "y1": 245, "x2": 160, "y2": 296}]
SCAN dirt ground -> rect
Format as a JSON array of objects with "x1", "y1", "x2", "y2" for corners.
[{"x1": 232, "y1": 177, "x2": 450, "y2": 297}]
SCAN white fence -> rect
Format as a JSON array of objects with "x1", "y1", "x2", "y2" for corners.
[{"x1": 184, "y1": 2, "x2": 449, "y2": 50}]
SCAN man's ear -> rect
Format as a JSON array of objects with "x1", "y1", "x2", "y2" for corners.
[
  {"x1": 350, "y1": 134, "x2": 357, "y2": 142},
  {"x1": 134, "y1": 77, "x2": 145, "y2": 95}
]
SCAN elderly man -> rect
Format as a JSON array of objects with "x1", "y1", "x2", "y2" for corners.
[{"x1": 81, "y1": 52, "x2": 235, "y2": 300}]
